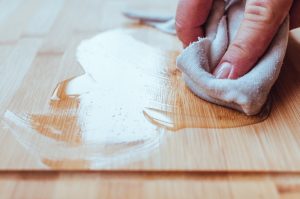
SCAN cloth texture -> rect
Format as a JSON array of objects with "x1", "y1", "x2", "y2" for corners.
[{"x1": 124, "y1": 0, "x2": 289, "y2": 115}]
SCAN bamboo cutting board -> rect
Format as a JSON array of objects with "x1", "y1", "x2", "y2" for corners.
[
  {"x1": 0, "y1": 172, "x2": 290, "y2": 199},
  {"x1": 0, "y1": 0, "x2": 300, "y2": 172}
]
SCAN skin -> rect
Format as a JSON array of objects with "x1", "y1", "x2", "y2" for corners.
[{"x1": 176, "y1": 0, "x2": 300, "y2": 79}]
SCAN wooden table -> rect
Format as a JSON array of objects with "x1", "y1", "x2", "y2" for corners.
[{"x1": 1, "y1": 0, "x2": 300, "y2": 198}]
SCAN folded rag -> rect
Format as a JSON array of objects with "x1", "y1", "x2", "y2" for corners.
[{"x1": 124, "y1": 0, "x2": 289, "y2": 115}]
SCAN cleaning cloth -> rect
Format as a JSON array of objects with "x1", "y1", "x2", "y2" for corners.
[{"x1": 124, "y1": 0, "x2": 289, "y2": 115}]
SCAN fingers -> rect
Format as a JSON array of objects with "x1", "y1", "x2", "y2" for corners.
[
  {"x1": 175, "y1": 0, "x2": 213, "y2": 47},
  {"x1": 290, "y1": 0, "x2": 300, "y2": 29},
  {"x1": 213, "y1": 0, "x2": 293, "y2": 79}
]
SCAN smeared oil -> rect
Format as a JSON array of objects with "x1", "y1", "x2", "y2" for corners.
[
  {"x1": 3, "y1": 27, "x2": 270, "y2": 169},
  {"x1": 143, "y1": 100, "x2": 271, "y2": 130},
  {"x1": 3, "y1": 28, "x2": 170, "y2": 169},
  {"x1": 42, "y1": 159, "x2": 90, "y2": 169},
  {"x1": 142, "y1": 52, "x2": 271, "y2": 130}
]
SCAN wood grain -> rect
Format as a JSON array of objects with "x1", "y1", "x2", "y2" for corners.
[
  {"x1": 0, "y1": 0, "x2": 299, "y2": 172},
  {"x1": 0, "y1": 0, "x2": 300, "y2": 198},
  {"x1": 0, "y1": 172, "x2": 295, "y2": 199},
  {"x1": 1, "y1": 172, "x2": 300, "y2": 199},
  {"x1": 0, "y1": 28, "x2": 300, "y2": 171}
]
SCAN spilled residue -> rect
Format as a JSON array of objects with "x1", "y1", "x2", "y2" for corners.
[
  {"x1": 3, "y1": 28, "x2": 270, "y2": 169},
  {"x1": 3, "y1": 29, "x2": 167, "y2": 169},
  {"x1": 143, "y1": 62, "x2": 271, "y2": 130}
]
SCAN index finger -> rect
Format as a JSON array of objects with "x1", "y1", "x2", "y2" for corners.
[{"x1": 175, "y1": 0, "x2": 213, "y2": 47}]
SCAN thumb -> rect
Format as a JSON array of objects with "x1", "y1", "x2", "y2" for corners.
[{"x1": 213, "y1": 0, "x2": 292, "y2": 79}]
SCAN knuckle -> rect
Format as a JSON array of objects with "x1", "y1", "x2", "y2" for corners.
[
  {"x1": 245, "y1": 0, "x2": 275, "y2": 25},
  {"x1": 230, "y1": 42, "x2": 251, "y2": 57},
  {"x1": 175, "y1": 18, "x2": 186, "y2": 41},
  {"x1": 175, "y1": 18, "x2": 184, "y2": 34}
]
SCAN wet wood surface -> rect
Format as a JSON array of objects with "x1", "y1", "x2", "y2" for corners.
[{"x1": 0, "y1": 0, "x2": 300, "y2": 198}]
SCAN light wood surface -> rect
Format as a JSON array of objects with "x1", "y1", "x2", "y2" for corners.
[
  {"x1": 1, "y1": 172, "x2": 300, "y2": 199},
  {"x1": 0, "y1": 0, "x2": 299, "y2": 172},
  {"x1": 0, "y1": 0, "x2": 300, "y2": 198}
]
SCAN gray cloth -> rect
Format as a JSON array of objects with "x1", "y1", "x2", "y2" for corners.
[{"x1": 124, "y1": 0, "x2": 289, "y2": 115}]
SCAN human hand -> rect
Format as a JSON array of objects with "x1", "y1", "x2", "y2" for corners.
[{"x1": 176, "y1": 0, "x2": 299, "y2": 79}]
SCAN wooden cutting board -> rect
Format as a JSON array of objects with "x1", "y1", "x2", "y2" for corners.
[{"x1": 0, "y1": 0, "x2": 300, "y2": 172}]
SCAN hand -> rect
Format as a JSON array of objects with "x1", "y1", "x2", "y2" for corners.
[{"x1": 176, "y1": 0, "x2": 299, "y2": 79}]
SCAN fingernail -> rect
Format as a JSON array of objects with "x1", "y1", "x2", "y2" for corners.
[{"x1": 214, "y1": 62, "x2": 233, "y2": 79}]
